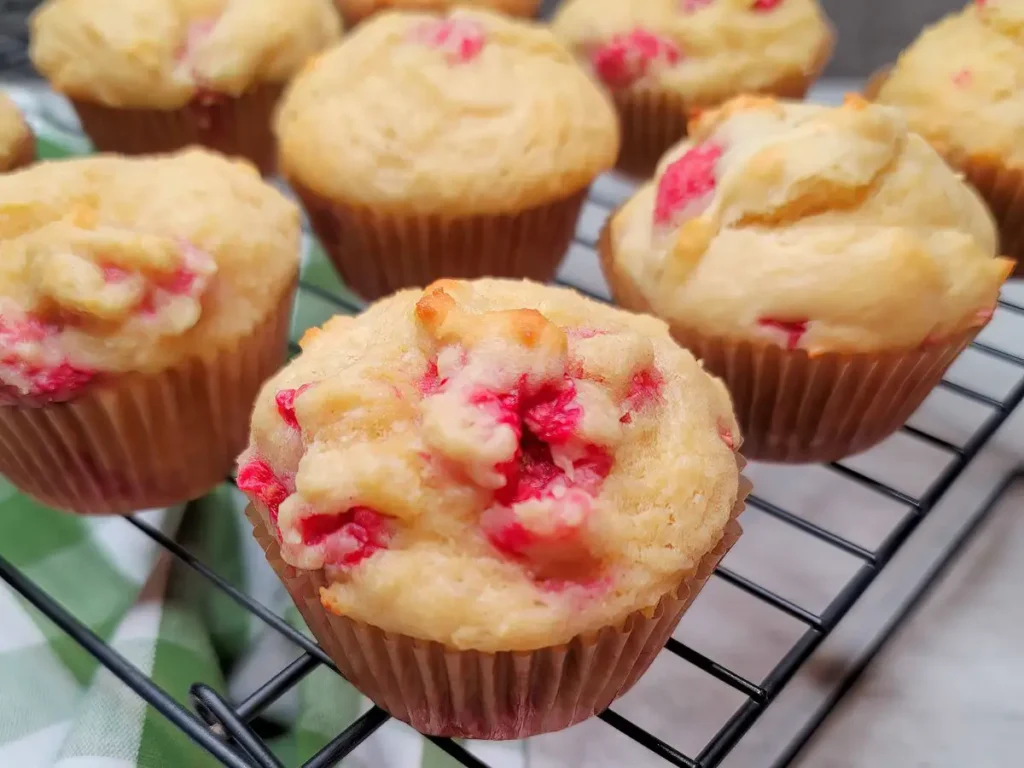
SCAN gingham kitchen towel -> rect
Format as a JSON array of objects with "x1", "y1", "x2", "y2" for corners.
[{"x1": 0, "y1": 87, "x2": 528, "y2": 768}]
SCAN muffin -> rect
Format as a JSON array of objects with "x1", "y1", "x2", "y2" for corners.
[
  {"x1": 0, "y1": 93, "x2": 35, "y2": 173},
  {"x1": 335, "y1": 0, "x2": 541, "y2": 26},
  {"x1": 552, "y1": 0, "x2": 834, "y2": 177},
  {"x1": 600, "y1": 95, "x2": 1013, "y2": 463},
  {"x1": 868, "y1": 0, "x2": 1024, "y2": 277},
  {"x1": 30, "y1": 0, "x2": 342, "y2": 175},
  {"x1": 0, "y1": 150, "x2": 301, "y2": 515},
  {"x1": 276, "y1": 8, "x2": 619, "y2": 300},
  {"x1": 238, "y1": 277, "x2": 746, "y2": 738}
]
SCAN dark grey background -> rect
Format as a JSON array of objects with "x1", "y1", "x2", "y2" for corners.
[{"x1": 538, "y1": 0, "x2": 966, "y2": 77}]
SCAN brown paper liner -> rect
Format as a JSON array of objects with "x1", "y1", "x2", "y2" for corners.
[
  {"x1": 291, "y1": 181, "x2": 589, "y2": 301},
  {"x1": 865, "y1": 66, "x2": 1024, "y2": 278},
  {"x1": 244, "y1": 463, "x2": 748, "y2": 739},
  {"x1": 70, "y1": 84, "x2": 284, "y2": 175},
  {"x1": 2, "y1": 129, "x2": 35, "y2": 172},
  {"x1": 598, "y1": 223, "x2": 981, "y2": 463},
  {"x1": 614, "y1": 30, "x2": 835, "y2": 179},
  {"x1": 0, "y1": 281, "x2": 296, "y2": 515}
]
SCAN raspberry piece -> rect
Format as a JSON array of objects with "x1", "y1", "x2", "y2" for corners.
[
  {"x1": 751, "y1": 0, "x2": 784, "y2": 10},
  {"x1": 275, "y1": 383, "x2": 313, "y2": 430},
  {"x1": 653, "y1": 144, "x2": 723, "y2": 227},
  {"x1": 522, "y1": 382, "x2": 583, "y2": 445},
  {"x1": 420, "y1": 359, "x2": 445, "y2": 396},
  {"x1": 102, "y1": 264, "x2": 132, "y2": 283},
  {"x1": 718, "y1": 420, "x2": 736, "y2": 450},
  {"x1": 412, "y1": 18, "x2": 486, "y2": 64},
  {"x1": 299, "y1": 506, "x2": 392, "y2": 568},
  {"x1": 681, "y1": 0, "x2": 714, "y2": 11},
  {"x1": 482, "y1": 489, "x2": 592, "y2": 558},
  {"x1": 30, "y1": 362, "x2": 94, "y2": 400},
  {"x1": 952, "y1": 68, "x2": 973, "y2": 88},
  {"x1": 620, "y1": 367, "x2": 663, "y2": 423},
  {"x1": 0, "y1": 315, "x2": 95, "y2": 403},
  {"x1": 592, "y1": 30, "x2": 682, "y2": 89},
  {"x1": 758, "y1": 317, "x2": 809, "y2": 350},
  {"x1": 237, "y1": 458, "x2": 290, "y2": 526}
]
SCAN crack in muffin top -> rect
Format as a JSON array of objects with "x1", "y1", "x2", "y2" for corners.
[
  {"x1": 30, "y1": 0, "x2": 342, "y2": 109},
  {"x1": 239, "y1": 278, "x2": 741, "y2": 651},
  {"x1": 275, "y1": 8, "x2": 619, "y2": 215},
  {"x1": 0, "y1": 150, "x2": 300, "y2": 404},
  {"x1": 608, "y1": 95, "x2": 1013, "y2": 354}
]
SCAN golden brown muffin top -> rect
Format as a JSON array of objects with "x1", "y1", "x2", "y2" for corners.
[
  {"x1": 0, "y1": 150, "x2": 300, "y2": 404},
  {"x1": 30, "y1": 0, "x2": 342, "y2": 109},
  {"x1": 608, "y1": 96, "x2": 1011, "y2": 353},
  {"x1": 239, "y1": 278, "x2": 741, "y2": 651},
  {"x1": 276, "y1": 8, "x2": 619, "y2": 215},
  {"x1": 552, "y1": 0, "x2": 832, "y2": 104},
  {"x1": 875, "y1": 0, "x2": 1024, "y2": 167}
]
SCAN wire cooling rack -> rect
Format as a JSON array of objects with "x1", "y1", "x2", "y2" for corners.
[{"x1": 1, "y1": 174, "x2": 1023, "y2": 768}]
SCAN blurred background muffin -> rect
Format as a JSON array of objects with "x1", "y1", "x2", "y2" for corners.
[
  {"x1": 0, "y1": 90, "x2": 33, "y2": 171},
  {"x1": 552, "y1": 0, "x2": 834, "y2": 177},
  {"x1": 29, "y1": 0, "x2": 342, "y2": 174},
  {"x1": 239, "y1": 277, "x2": 746, "y2": 738},
  {"x1": 601, "y1": 95, "x2": 1011, "y2": 462},
  {"x1": 868, "y1": 0, "x2": 1024, "y2": 276},
  {"x1": 276, "y1": 8, "x2": 618, "y2": 300},
  {"x1": 0, "y1": 150, "x2": 300, "y2": 514},
  {"x1": 336, "y1": 0, "x2": 541, "y2": 25}
]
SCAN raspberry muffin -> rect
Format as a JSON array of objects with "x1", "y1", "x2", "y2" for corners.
[
  {"x1": 239, "y1": 278, "x2": 746, "y2": 738},
  {"x1": 335, "y1": 0, "x2": 540, "y2": 26},
  {"x1": 0, "y1": 93, "x2": 35, "y2": 173},
  {"x1": 30, "y1": 0, "x2": 342, "y2": 175},
  {"x1": 868, "y1": 0, "x2": 1024, "y2": 277},
  {"x1": 0, "y1": 150, "x2": 300, "y2": 515},
  {"x1": 601, "y1": 95, "x2": 1012, "y2": 463},
  {"x1": 276, "y1": 9, "x2": 619, "y2": 300},
  {"x1": 552, "y1": 0, "x2": 834, "y2": 177}
]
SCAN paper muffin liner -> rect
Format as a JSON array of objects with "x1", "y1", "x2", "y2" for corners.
[
  {"x1": 598, "y1": 223, "x2": 981, "y2": 463},
  {"x1": 614, "y1": 29, "x2": 835, "y2": 179},
  {"x1": 243, "y1": 462, "x2": 748, "y2": 739},
  {"x1": 0, "y1": 281, "x2": 295, "y2": 515},
  {"x1": 70, "y1": 84, "x2": 283, "y2": 175},
  {"x1": 865, "y1": 67, "x2": 1024, "y2": 279},
  {"x1": 291, "y1": 182, "x2": 589, "y2": 301}
]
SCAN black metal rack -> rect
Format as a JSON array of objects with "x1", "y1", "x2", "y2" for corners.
[{"x1": 1, "y1": 176, "x2": 1022, "y2": 768}]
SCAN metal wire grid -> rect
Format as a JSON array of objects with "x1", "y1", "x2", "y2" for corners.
[{"x1": 1, "y1": 182, "x2": 1023, "y2": 768}]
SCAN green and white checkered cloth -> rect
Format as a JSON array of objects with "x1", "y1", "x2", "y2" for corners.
[{"x1": 0, "y1": 97, "x2": 528, "y2": 768}]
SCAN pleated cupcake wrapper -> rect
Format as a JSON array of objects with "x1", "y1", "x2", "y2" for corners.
[
  {"x1": 0, "y1": 281, "x2": 295, "y2": 515},
  {"x1": 614, "y1": 29, "x2": 835, "y2": 179},
  {"x1": 597, "y1": 221, "x2": 981, "y2": 463},
  {"x1": 70, "y1": 84, "x2": 283, "y2": 175},
  {"x1": 243, "y1": 462, "x2": 748, "y2": 739},
  {"x1": 865, "y1": 67, "x2": 1024, "y2": 278},
  {"x1": 291, "y1": 182, "x2": 589, "y2": 301}
]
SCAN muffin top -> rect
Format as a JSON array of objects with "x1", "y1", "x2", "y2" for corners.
[
  {"x1": 275, "y1": 9, "x2": 619, "y2": 214},
  {"x1": 0, "y1": 150, "x2": 301, "y2": 405},
  {"x1": 239, "y1": 278, "x2": 741, "y2": 651},
  {"x1": 873, "y1": 0, "x2": 1024, "y2": 167},
  {"x1": 336, "y1": 0, "x2": 540, "y2": 25},
  {"x1": 607, "y1": 96, "x2": 1012, "y2": 354},
  {"x1": 551, "y1": 0, "x2": 832, "y2": 104},
  {"x1": 30, "y1": 0, "x2": 343, "y2": 109},
  {"x1": 0, "y1": 94, "x2": 32, "y2": 172}
]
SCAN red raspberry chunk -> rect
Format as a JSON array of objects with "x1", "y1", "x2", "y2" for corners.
[
  {"x1": 952, "y1": 68, "x2": 973, "y2": 88},
  {"x1": 298, "y1": 506, "x2": 392, "y2": 568},
  {"x1": 751, "y1": 0, "x2": 784, "y2": 10},
  {"x1": 592, "y1": 30, "x2": 682, "y2": 89},
  {"x1": 653, "y1": 143, "x2": 723, "y2": 227},
  {"x1": 681, "y1": 0, "x2": 714, "y2": 11},
  {"x1": 758, "y1": 317, "x2": 809, "y2": 350},
  {"x1": 412, "y1": 18, "x2": 486, "y2": 64},
  {"x1": 275, "y1": 383, "x2": 313, "y2": 430},
  {"x1": 718, "y1": 420, "x2": 736, "y2": 450},
  {"x1": 0, "y1": 315, "x2": 95, "y2": 404},
  {"x1": 237, "y1": 457, "x2": 290, "y2": 527},
  {"x1": 620, "y1": 367, "x2": 663, "y2": 424},
  {"x1": 522, "y1": 381, "x2": 583, "y2": 445},
  {"x1": 101, "y1": 264, "x2": 133, "y2": 283}
]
